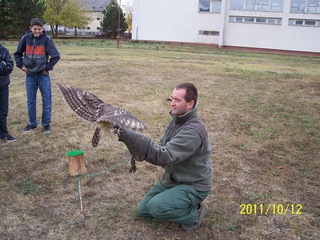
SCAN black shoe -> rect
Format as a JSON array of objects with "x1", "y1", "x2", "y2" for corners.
[
  {"x1": 23, "y1": 125, "x2": 37, "y2": 132},
  {"x1": 43, "y1": 125, "x2": 51, "y2": 134},
  {"x1": 2, "y1": 134, "x2": 17, "y2": 143}
]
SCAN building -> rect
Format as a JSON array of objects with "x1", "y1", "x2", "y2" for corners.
[
  {"x1": 43, "y1": 0, "x2": 112, "y2": 35},
  {"x1": 76, "y1": 0, "x2": 112, "y2": 35},
  {"x1": 44, "y1": 0, "x2": 131, "y2": 36},
  {"x1": 132, "y1": 0, "x2": 320, "y2": 54}
]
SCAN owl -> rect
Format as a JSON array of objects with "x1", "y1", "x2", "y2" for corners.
[{"x1": 58, "y1": 83, "x2": 147, "y2": 173}]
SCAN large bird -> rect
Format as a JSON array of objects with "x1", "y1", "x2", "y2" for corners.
[{"x1": 58, "y1": 84, "x2": 147, "y2": 173}]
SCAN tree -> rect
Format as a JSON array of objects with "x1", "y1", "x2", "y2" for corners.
[
  {"x1": 0, "y1": 0, "x2": 10, "y2": 37},
  {"x1": 101, "y1": 0, "x2": 127, "y2": 39},
  {"x1": 1, "y1": 0, "x2": 45, "y2": 37},
  {"x1": 58, "y1": 0, "x2": 90, "y2": 37},
  {"x1": 43, "y1": 0, "x2": 89, "y2": 37},
  {"x1": 124, "y1": 3, "x2": 132, "y2": 34}
]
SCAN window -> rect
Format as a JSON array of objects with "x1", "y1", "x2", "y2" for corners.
[
  {"x1": 291, "y1": 0, "x2": 320, "y2": 13},
  {"x1": 289, "y1": 18, "x2": 320, "y2": 26},
  {"x1": 198, "y1": 30, "x2": 220, "y2": 36},
  {"x1": 229, "y1": 16, "x2": 282, "y2": 24},
  {"x1": 199, "y1": 0, "x2": 222, "y2": 13},
  {"x1": 256, "y1": 17, "x2": 267, "y2": 22},
  {"x1": 268, "y1": 18, "x2": 277, "y2": 23},
  {"x1": 200, "y1": 0, "x2": 210, "y2": 11},
  {"x1": 270, "y1": 0, "x2": 283, "y2": 10},
  {"x1": 305, "y1": 20, "x2": 316, "y2": 24},
  {"x1": 231, "y1": 0, "x2": 283, "y2": 11},
  {"x1": 245, "y1": 0, "x2": 269, "y2": 11},
  {"x1": 244, "y1": 17, "x2": 255, "y2": 22}
]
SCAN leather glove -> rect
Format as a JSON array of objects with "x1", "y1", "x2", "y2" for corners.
[{"x1": 115, "y1": 127, "x2": 151, "y2": 162}]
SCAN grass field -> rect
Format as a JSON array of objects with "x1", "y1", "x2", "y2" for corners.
[{"x1": 0, "y1": 39, "x2": 319, "y2": 240}]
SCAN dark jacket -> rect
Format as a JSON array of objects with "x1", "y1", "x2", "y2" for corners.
[
  {"x1": 146, "y1": 107, "x2": 213, "y2": 192},
  {"x1": 0, "y1": 44, "x2": 14, "y2": 87},
  {"x1": 14, "y1": 31, "x2": 60, "y2": 74}
]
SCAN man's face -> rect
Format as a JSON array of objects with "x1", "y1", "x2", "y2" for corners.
[
  {"x1": 170, "y1": 88, "x2": 194, "y2": 116},
  {"x1": 30, "y1": 25, "x2": 43, "y2": 37}
]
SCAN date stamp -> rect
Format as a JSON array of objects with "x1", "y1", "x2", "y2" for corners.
[{"x1": 240, "y1": 203, "x2": 302, "y2": 215}]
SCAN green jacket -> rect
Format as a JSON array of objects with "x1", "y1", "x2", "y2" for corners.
[{"x1": 145, "y1": 107, "x2": 213, "y2": 192}]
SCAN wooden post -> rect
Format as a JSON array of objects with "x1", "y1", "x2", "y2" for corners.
[{"x1": 67, "y1": 150, "x2": 87, "y2": 176}]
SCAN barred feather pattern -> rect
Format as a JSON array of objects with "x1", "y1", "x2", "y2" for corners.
[
  {"x1": 92, "y1": 127, "x2": 101, "y2": 147},
  {"x1": 58, "y1": 84, "x2": 148, "y2": 149}
]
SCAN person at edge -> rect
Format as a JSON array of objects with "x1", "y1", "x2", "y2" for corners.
[
  {"x1": 0, "y1": 43, "x2": 16, "y2": 143},
  {"x1": 14, "y1": 18, "x2": 60, "y2": 134},
  {"x1": 116, "y1": 82, "x2": 213, "y2": 230}
]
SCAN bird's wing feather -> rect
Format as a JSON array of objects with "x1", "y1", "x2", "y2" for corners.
[
  {"x1": 97, "y1": 113, "x2": 147, "y2": 132},
  {"x1": 92, "y1": 127, "x2": 101, "y2": 147},
  {"x1": 58, "y1": 83, "x2": 148, "y2": 132},
  {"x1": 58, "y1": 83, "x2": 106, "y2": 123}
]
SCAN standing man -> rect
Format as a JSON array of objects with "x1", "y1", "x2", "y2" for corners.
[
  {"x1": 117, "y1": 82, "x2": 213, "y2": 230},
  {"x1": 0, "y1": 44, "x2": 16, "y2": 143},
  {"x1": 14, "y1": 18, "x2": 60, "y2": 133}
]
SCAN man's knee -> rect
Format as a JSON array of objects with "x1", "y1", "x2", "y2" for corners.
[
  {"x1": 137, "y1": 200, "x2": 151, "y2": 217},
  {"x1": 146, "y1": 197, "x2": 168, "y2": 218},
  {"x1": 136, "y1": 202, "x2": 144, "y2": 216}
]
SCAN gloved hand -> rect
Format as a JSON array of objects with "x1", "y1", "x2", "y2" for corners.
[{"x1": 115, "y1": 127, "x2": 151, "y2": 162}]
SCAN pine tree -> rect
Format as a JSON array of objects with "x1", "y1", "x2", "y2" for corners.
[
  {"x1": 0, "y1": 0, "x2": 10, "y2": 37},
  {"x1": 6, "y1": 0, "x2": 45, "y2": 37},
  {"x1": 101, "y1": 0, "x2": 127, "y2": 39}
]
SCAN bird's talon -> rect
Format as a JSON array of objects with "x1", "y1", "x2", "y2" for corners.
[{"x1": 129, "y1": 166, "x2": 137, "y2": 173}]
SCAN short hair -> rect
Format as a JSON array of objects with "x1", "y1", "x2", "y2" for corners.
[
  {"x1": 30, "y1": 18, "x2": 43, "y2": 27},
  {"x1": 175, "y1": 82, "x2": 198, "y2": 108}
]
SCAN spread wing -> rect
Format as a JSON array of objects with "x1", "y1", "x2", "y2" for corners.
[
  {"x1": 58, "y1": 83, "x2": 147, "y2": 173},
  {"x1": 58, "y1": 83, "x2": 106, "y2": 123},
  {"x1": 58, "y1": 83, "x2": 148, "y2": 145},
  {"x1": 58, "y1": 83, "x2": 148, "y2": 130}
]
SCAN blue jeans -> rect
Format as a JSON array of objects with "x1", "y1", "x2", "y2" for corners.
[
  {"x1": 26, "y1": 72, "x2": 52, "y2": 127},
  {"x1": 137, "y1": 181, "x2": 210, "y2": 225},
  {"x1": 0, "y1": 84, "x2": 9, "y2": 138}
]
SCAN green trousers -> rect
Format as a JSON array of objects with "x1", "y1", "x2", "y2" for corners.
[{"x1": 137, "y1": 181, "x2": 210, "y2": 226}]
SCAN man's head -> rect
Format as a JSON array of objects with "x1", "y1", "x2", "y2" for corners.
[
  {"x1": 170, "y1": 82, "x2": 198, "y2": 116},
  {"x1": 30, "y1": 18, "x2": 43, "y2": 37}
]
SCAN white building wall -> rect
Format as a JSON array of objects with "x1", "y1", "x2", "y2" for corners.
[
  {"x1": 223, "y1": 1, "x2": 320, "y2": 53},
  {"x1": 224, "y1": 20, "x2": 320, "y2": 53},
  {"x1": 86, "y1": 12, "x2": 103, "y2": 33},
  {"x1": 132, "y1": 0, "x2": 320, "y2": 53},
  {"x1": 132, "y1": 0, "x2": 221, "y2": 44},
  {"x1": 66, "y1": 12, "x2": 102, "y2": 35}
]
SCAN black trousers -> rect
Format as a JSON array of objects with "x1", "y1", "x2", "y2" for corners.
[{"x1": 0, "y1": 84, "x2": 9, "y2": 138}]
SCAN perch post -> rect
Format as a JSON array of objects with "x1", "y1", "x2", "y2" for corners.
[{"x1": 67, "y1": 150, "x2": 87, "y2": 176}]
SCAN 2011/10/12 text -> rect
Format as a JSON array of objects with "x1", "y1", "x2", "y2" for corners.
[{"x1": 240, "y1": 204, "x2": 302, "y2": 215}]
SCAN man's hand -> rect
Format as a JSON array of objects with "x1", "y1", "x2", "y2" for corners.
[
  {"x1": 0, "y1": 61, "x2": 5, "y2": 72},
  {"x1": 21, "y1": 66, "x2": 28, "y2": 74}
]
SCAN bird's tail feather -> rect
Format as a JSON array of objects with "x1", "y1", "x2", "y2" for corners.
[{"x1": 92, "y1": 127, "x2": 101, "y2": 147}]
